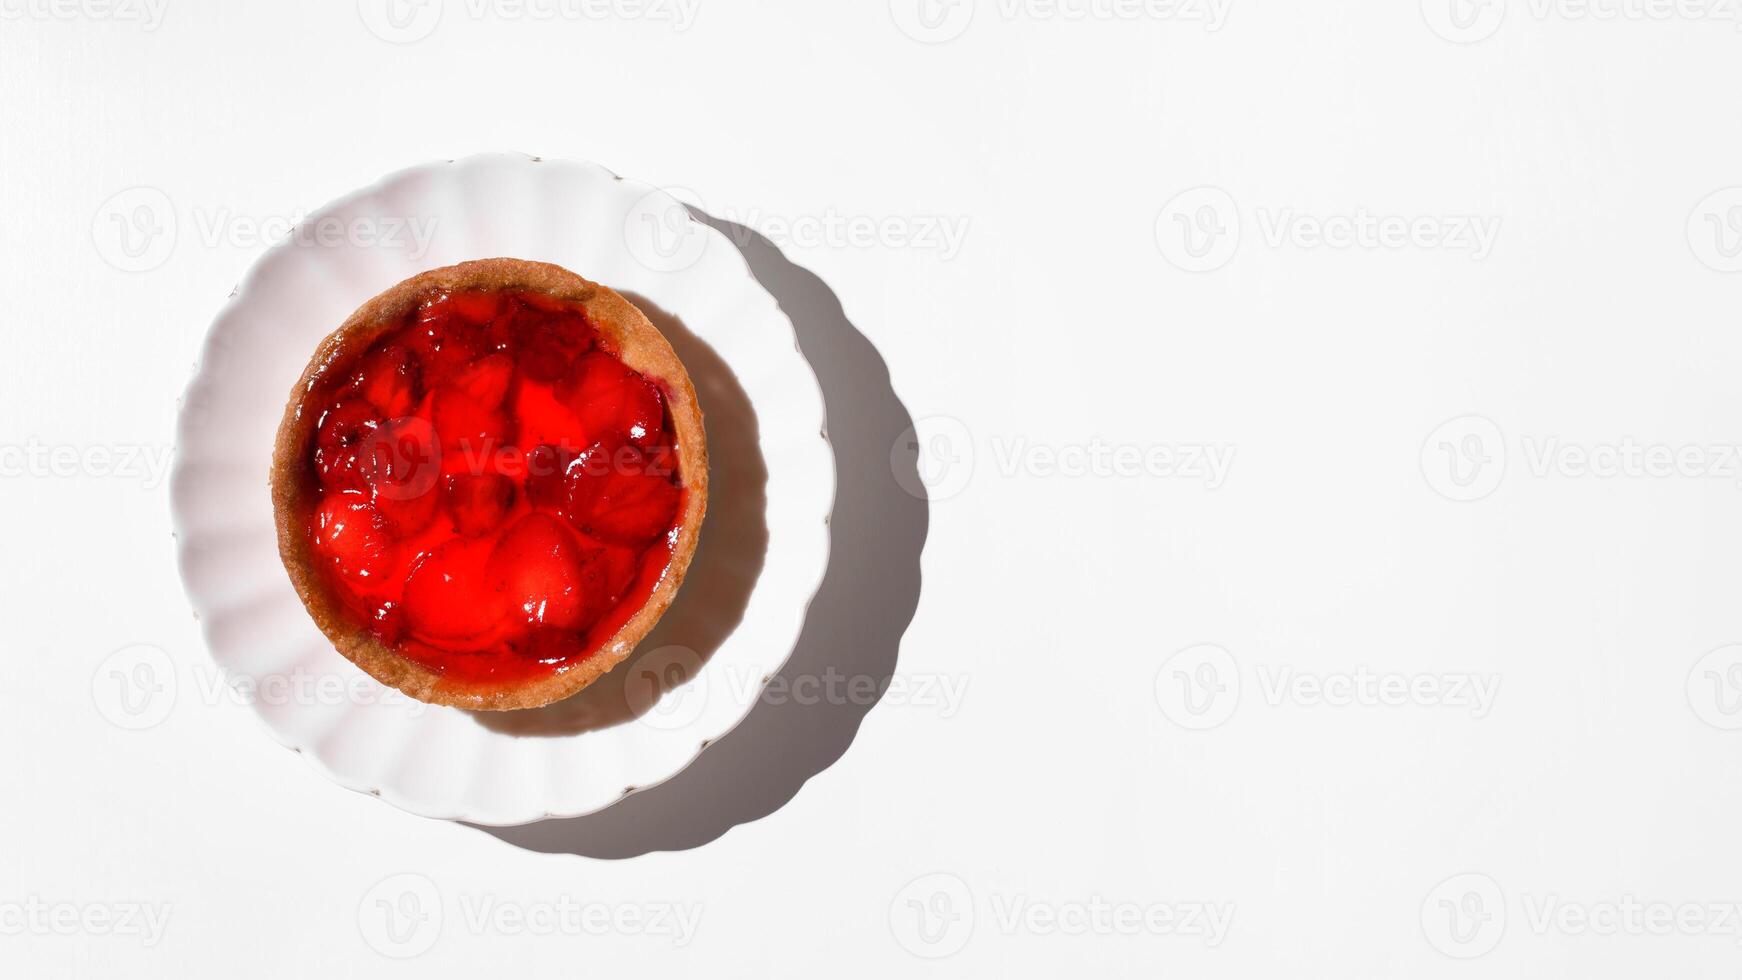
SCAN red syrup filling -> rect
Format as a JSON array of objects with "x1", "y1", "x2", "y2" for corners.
[{"x1": 295, "y1": 288, "x2": 687, "y2": 687}]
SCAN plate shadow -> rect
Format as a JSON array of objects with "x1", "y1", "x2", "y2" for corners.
[{"x1": 473, "y1": 214, "x2": 929, "y2": 857}]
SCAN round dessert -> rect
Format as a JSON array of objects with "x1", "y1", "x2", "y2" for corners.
[{"x1": 270, "y1": 259, "x2": 708, "y2": 711}]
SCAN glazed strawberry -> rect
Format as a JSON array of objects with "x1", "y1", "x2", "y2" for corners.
[
  {"x1": 372, "y1": 600, "x2": 405, "y2": 645},
  {"x1": 354, "y1": 344, "x2": 423, "y2": 418},
  {"x1": 313, "y1": 399, "x2": 382, "y2": 491},
  {"x1": 432, "y1": 385, "x2": 512, "y2": 459},
  {"x1": 372, "y1": 485, "x2": 438, "y2": 536},
  {"x1": 402, "y1": 537, "x2": 502, "y2": 644},
  {"x1": 406, "y1": 303, "x2": 488, "y2": 376},
  {"x1": 640, "y1": 442, "x2": 681, "y2": 483},
  {"x1": 360, "y1": 417, "x2": 441, "y2": 534},
  {"x1": 312, "y1": 492, "x2": 396, "y2": 589},
  {"x1": 452, "y1": 352, "x2": 514, "y2": 406},
  {"x1": 432, "y1": 355, "x2": 515, "y2": 471},
  {"x1": 523, "y1": 444, "x2": 575, "y2": 512},
  {"x1": 563, "y1": 446, "x2": 682, "y2": 547},
  {"x1": 585, "y1": 541, "x2": 640, "y2": 606},
  {"x1": 560, "y1": 351, "x2": 667, "y2": 450},
  {"x1": 511, "y1": 627, "x2": 584, "y2": 666},
  {"x1": 525, "y1": 441, "x2": 628, "y2": 519},
  {"x1": 516, "y1": 289, "x2": 569, "y2": 313},
  {"x1": 444, "y1": 472, "x2": 516, "y2": 536},
  {"x1": 561, "y1": 441, "x2": 615, "y2": 503},
  {"x1": 511, "y1": 379, "x2": 589, "y2": 453},
  {"x1": 487, "y1": 514, "x2": 606, "y2": 631},
  {"x1": 508, "y1": 302, "x2": 595, "y2": 382},
  {"x1": 363, "y1": 416, "x2": 440, "y2": 488},
  {"x1": 422, "y1": 289, "x2": 505, "y2": 325}
]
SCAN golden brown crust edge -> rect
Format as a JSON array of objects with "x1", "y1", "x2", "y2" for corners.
[{"x1": 269, "y1": 259, "x2": 709, "y2": 712}]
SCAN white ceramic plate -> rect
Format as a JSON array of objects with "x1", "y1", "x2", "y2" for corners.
[{"x1": 171, "y1": 153, "x2": 834, "y2": 825}]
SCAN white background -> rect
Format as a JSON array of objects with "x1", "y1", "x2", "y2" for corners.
[{"x1": 6, "y1": 0, "x2": 1742, "y2": 976}]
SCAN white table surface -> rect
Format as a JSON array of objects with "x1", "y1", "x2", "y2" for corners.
[{"x1": 6, "y1": 2, "x2": 1742, "y2": 976}]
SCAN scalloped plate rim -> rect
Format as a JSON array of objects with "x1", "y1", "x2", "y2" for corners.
[{"x1": 170, "y1": 152, "x2": 835, "y2": 826}]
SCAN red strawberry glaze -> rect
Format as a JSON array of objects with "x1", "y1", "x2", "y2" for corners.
[{"x1": 294, "y1": 288, "x2": 689, "y2": 687}]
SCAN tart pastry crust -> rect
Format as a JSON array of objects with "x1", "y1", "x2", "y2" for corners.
[{"x1": 270, "y1": 259, "x2": 709, "y2": 711}]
